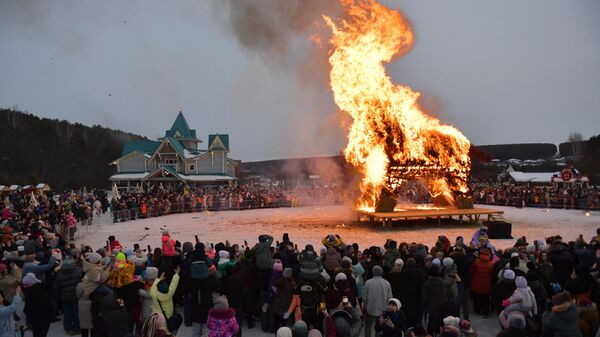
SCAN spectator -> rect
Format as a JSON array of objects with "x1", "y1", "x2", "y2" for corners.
[
  {"x1": 364, "y1": 265, "x2": 392, "y2": 337},
  {"x1": 207, "y1": 295, "x2": 239, "y2": 337}
]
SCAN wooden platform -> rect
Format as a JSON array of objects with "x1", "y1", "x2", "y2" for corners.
[{"x1": 357, "y1": 207, "x2": 504, "y2": 227}]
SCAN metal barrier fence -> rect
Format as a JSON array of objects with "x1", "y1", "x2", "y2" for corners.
[
  {"x1": 110, "y1": 198, "x2": 296, "y2": 222},
  {"x1": 473, "y1": 195, "x2": 599, "y2": 210}
]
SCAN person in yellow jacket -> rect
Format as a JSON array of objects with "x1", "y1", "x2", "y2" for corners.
[{"x1": 151, "y1": 266, "x2": 181, "y2": 333}]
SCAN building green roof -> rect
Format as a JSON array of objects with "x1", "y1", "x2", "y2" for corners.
[
  {"x1": 208, "y1": 134, "x2": 229, "y2": 152},
  {"x1": 165, "y1": 111, "x2": 197, "y2": 139},
  {"x1": 121, "y1": 140, "x2": 161, "y2": 157},
  {"x1": 165, "y1": 137, "x2": 186, "y2": 158}
]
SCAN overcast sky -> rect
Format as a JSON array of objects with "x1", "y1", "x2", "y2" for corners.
[{"x1": 1, "y1": 0, "x2": 599, "y2": 161}]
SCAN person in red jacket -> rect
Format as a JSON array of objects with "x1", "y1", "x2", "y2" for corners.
[
  {"x1": 161, "y1": 229, "x2": 176, "y2": 257},
  {"x1": 470, "y1": 249, "x2": 494, "y2": 318},
  {"x1": 108, "y1": 235, "x2": 122, "y2": 252}
]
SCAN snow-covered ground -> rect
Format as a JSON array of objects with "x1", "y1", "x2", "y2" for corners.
[
  {"x1": 43, "y1": 205, "x2": 599, "y2": 337},
  {"x1": 75, "y1": 205, "x2": 600, "y2": 252}
]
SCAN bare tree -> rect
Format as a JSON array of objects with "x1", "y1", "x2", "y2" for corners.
[
  {"x1": 6, "y1": 109, "x2": 24, "y2": 130},
  {"x1": 568, "y1": 132, "x2": 584, "y2": 157}
]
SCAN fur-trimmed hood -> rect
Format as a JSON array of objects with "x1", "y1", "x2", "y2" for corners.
[{"x1": 208, "y1": 307, "x2": 236, "y2": 320}]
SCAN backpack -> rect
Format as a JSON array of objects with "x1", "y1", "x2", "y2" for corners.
[
  {"x1": 190, "y1": 260, "x2": 209, "y2": 280},
  {"x1": 298, "y1": 280, "x2": 322, "y2": 309}
]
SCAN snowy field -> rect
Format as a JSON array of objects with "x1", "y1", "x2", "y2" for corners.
[
  {"x1": 75, "y1": 205, "x2": 600, "y2": 252},
  {"x1": 41, "y1": 205, "x2": 599, "y2": 337}
]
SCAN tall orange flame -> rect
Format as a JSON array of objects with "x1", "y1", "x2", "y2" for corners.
[{"x1": 324, "y1": 0, "x2": 471, "y2": 211}]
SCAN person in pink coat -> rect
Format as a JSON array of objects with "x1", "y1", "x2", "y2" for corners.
[{"x1": 207, "y1": 295, "x2": 239, "y2": 337}]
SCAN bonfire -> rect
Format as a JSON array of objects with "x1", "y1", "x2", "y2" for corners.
[{"x1": 324, "y1": 0, "x2": 471, "y2": 212}]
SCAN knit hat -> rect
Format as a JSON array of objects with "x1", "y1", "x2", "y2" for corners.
[
  {"x1": 214, "y1": 295, "x2": 229, "y2": 311},
  {"x1": 552, "y1": 291, "x2": 572, "y2": 306},
  {"x1": 276, "y1": 327, "x2": 293, "y2": 337},
  {"x1": 515, "y1": 276, "x2": 528, "y2": 288},
  {"x1": 70, "y1": 248, "x2": 81, "y2": 258},
  {"x1": 432, "y1": 258, "x2": 442, "y2": 267},
  {"x1": 182, "y1": 241, "x2": 194, "y2": 254},
  {"x1": 578, "y1": 297, "x2": 593, "y2": 307},
  {"x1": 372, "y1": 265, "x2": 383, "y2": 277},
  {"x1": 52, "y1": 249, "x2": 62, "y2": 261},
  {"x1": 283, "y1": 267, "x2": 293, "y2": 279},
  {"x1": 292, "y1": 320, "x2": 308, "y2": 337},
  {"x1": 335, "y1": 272, "x2": 347, "y2": 282},
  {"x1": 510, "y1": 252, "x2": 519, "y2": 258},
  {"x1": 258, "y1": 235, "x2": 267, "y2": 243},
  {"x1": 442, "y1": 257, "x2": 454, "y2": 268},
  {"x1": 394, "y1": 258, "x2": 404, "y2": 268},
  {"x1": 85, "y1": 252, "x2": 102, "y2": 264},
  {"x1": 144, "y1": 267, "x2": 158, "y2": 280},
  {"x1": 443, "y1": 316, "x2": 460, "y2": 327},
  {"x1": 388, "y1": 298, "x2": 401, "y2": 309},
  {"x1": 22, "y1": 272, "x2": 41, "y2": 286},
  {"x1": 460, "y1": 320, "x2": 472, "y2": 330}
]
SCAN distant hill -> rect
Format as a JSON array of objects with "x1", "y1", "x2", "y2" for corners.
[
  {"x1": 0, "y1": 109, "x2": 146, "y2": 191},
  {"x1": 474, "y1": 143, "x2": 558, "y2": 161}
]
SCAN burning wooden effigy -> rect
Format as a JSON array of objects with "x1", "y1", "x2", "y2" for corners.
[{"x1": 324, "y1": 0, "x2": 472, "y2": 213}]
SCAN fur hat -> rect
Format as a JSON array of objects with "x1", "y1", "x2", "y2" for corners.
[
  {"x1": 342, "y1": 256, "x2": 353, "y2": 265},
  {"x1": 394, "y1": 258, "x2": 404, "y2": 268},
  {"x1": 283, "y1": 268, "x2": 293, "y2": 279},
  {"x1": 443, "y1": 316, "x2": 460, "y2": 327},
  {"x1": 388, "y1": 298, "x2": 401, "y2": 309},
  {"x1": 515, "y1": 276, "x2": 528, "y2": 288},
  {"x1": 214, "y1": 295, "x2": 229, "y2": 311},
  {"x1": 292, "y1": 320, "x2": 308, "y2": 337},
  {"x1": 335, "y1": 272, "x2": 347, "y2": 282},
  {"x1": 307, "y1": 329, "x2": 323, "y2": 337},
  {"x1": 442, "y1": 257, "x2": 454, "y2": 268},
  {"x1": 372, "y1": 265, "x2": 383, "y2": 277},
  {"x1": 552, "y1": 291, "x2": 572, "y2": 306}
]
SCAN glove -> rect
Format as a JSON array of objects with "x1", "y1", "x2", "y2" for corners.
[
  {"x1": 502, "y1": 299, "x2": 511, "y2": 307},
  {"x1": 283, "y1": 312, "x2": 291, "y2": 320}
]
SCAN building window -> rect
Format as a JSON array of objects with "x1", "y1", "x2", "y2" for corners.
[
  {"x1": 188, "y1": 164, "x2": 195, "y2": 172},
  {"x1": 165, "y1": 159, "x2": 176, "y2": 165}
]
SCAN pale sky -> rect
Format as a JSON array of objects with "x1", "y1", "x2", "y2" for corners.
[{"x1": 1, "y1": 0, "x2": 599, "y2": 161}]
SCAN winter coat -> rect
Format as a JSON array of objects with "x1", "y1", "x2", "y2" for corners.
[
  {"x1": 161, "y1": 234, "x2": 176, "y2": 257},
  {"x1": 151, "y1": 273, "x2": 180, "y2": 319},
  {"x1": 222, "y1": 266, "x2": 244, "y2": 310},
  {"x1": 323, "y1": 247, "x2": 342, "y2": 273},
  {"x1": 54, "y1": 261, "x2": 82, "y2": 302},
  {"x1": 450, "y1": 251, "x2": 474, "y2": 289},
  {"x1": 298, "y1": 250, "x2": 323, "y2": 280},
  {"x1": 22, "y1": 255, "x2": 56, "y2": 283},
  {"x1": 506, "y1": 285, "x2": 538, "y2": 316},
  {"x1": 100, "y1": 296, "x2": 130, "y2": 337},
  {"x1": 325, "y1": 279, "x2": 357, "y2": 310},
  {"x1": 127, "y1": 255, "x2": 148, "y2": 275},
  {"x1": 255, "y1": 235, "x2": 274, "y2": 270},
  {"x1": 579, "y1": 302, "x2": 599, "y2": 337},
  {"x1": 271, "y1": 277, "x2": 296, "y2": 316},
  {"x1": 542, "y1": 302, "x2": 583, "y2": 337},
  {"x1": 23, "y1": 283, "x2": 54, "y2": 327},
  {"x1": 352, "y1": 263, "x2": 366, "y2": 299},
  {"x1": 82, "y1": 259, "x2": 110, "y2": 296},
  {"x1": 76, "y1": 282, "x2": 93, "y2": 330},
  {"x1": 492, "y1": 280, "x2": 516, "y2": 315},
  {"x1": 138, "y1": 282, "x2": 155, "y2": 324},
  {"x1": 191, "y1": 276, "x2": 220, "y2": 324},
  {"x1": 496, "y1": 328, "x2": 528, "y2": 337},
  {"x1": 470, "y1": 253, "x2": 494, "y2": 295},
  {"x1": 375, "y1": 309, "x2": 407, "y2": 337},
  {"x1": 397, "y1": 263, "x2": 427, "y2": 326},
  {"x1": 364, "y1": 275, "x2": 393, "y2": 317},
  {"x1": 548, "y1": 244, "x2": 574, "y2": 286},
  {"x1": 207, "y1": 308, "x2": 239, "y2": 337},
  {"x1": 420, "y1": 275, "x2": 445, "y2": 334},
  {"x1": 383, "y1": 248, "x2": 401, "y2": 272},
  {"x1": 0, "y1": 294, "x2": 21, "y2": 337},
  {"x1": 0, "y1": 274, "x2": 18, "y2": 303}
]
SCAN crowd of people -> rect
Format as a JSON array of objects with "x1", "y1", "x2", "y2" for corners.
[
  {"x1": 470, "y1": 183, "x2": 599, "y2": 210},
  {"x1": 1, "y1": 198, "x2": 600, "y2": 337}
]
